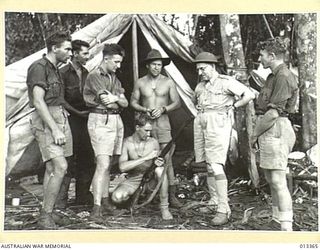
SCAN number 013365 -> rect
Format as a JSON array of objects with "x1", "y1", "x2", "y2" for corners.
[{"x1": 300, "y1": 244, "x2": 319, "y2": 249}]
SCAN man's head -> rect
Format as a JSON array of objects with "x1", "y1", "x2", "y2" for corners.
[
  {"x1": 101, "y1": 44, "x2": 125, "y2": 74},
  {"x1": 258, "y1": 37, "x2": 287, "y2": 69},
  {"x1": 46, "y1": 31, "x2": 72, "y2": 63},
  {"x1": 134, "y1": 113, "x2": 153, "y2": 141},
  {"x1": 71, "y1": 40, "x2": 90, "y2": 65},
  {"x1": 194, "y1": 52, "x2": 218, "y2": 82},
  {"x1": 144, "y1": 49, "x2": 170, "y2": 77}
]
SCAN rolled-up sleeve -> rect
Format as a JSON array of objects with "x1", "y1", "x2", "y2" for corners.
[
  {"x1": 226, "y1": 78, "x2": 249, "y2": 97},
  {"x1": 83, "y1": 72, "x2": 106, "y2": 107},
  {"x1": 27, "y1": 64, "x2": 48, "y2": 91}
]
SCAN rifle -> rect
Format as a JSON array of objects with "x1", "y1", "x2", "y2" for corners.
[{"x1": 130, "y1": 117, "x2": 194, "y2": 213}]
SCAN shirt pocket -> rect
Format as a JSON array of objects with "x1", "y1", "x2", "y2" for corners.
[
  {"x1": 207, "y1": 87, "x2": 224, "y2": 105},
  {"x1": 46, "y1": 81, "x2": 61, "y2": 100},
  {"x1": 65, "y1": 85, "x2": 80, "y2": 103}
]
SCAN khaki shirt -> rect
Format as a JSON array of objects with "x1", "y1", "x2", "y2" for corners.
[
  {"x1": 194, "y1": 74, "x2": 249, "y2": 111},
  {"x1": 255, "y1": 63, "x2": 298, "y2": 115},
  {"x1": 83, "y1": 67, "x2": 125, "y2": 108},
  {"x1": 26, "y1": 56, "x2": 65, "y2": 107}
]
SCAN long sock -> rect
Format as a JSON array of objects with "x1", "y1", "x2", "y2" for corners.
[
  {"x1": 214, "y1": 177, "x2": 230, "y2": 215},
  {"x1": 207, "y1": 174, "x2": 218, "y2": 205},
  {"x1": 272, "y1": 205, "x2": 280, "y2": 222},
  {"x1": 279, "y1": 210, "x2": 293, "y2": 231}
]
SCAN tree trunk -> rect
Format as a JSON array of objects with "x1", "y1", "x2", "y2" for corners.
[
  {"x1": 36, "y1": 13, "x2": 47, "y2": 47},
  {"x1": 294, "y1": 13, "x2": 317, "y2": 151},
  {"x1": 57, "y1": 14, "x2": 63, "y2": 27},
  {"x1": 219, "y1": 14, "x2": 259, "y2": 188}
]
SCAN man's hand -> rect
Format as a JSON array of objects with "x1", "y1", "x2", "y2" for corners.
[
  {"x1": 105, "y1": 103, "x2": 119, "y2": 109},
  {"x1": 154, "y1": 157, "x2": 165, "y2": 167},
  {"x1": 251, "y1": 135, "x2": 259, "y2": 150},
  {"x1": 52, "y1": 128, "x2": 66, "y2": 146},
  {"x1": 150, "y1": 107, "x2": 165, "y2": 119},
  {"x1": 100, "y1": 92, "x2": 119, "y2": 106}
]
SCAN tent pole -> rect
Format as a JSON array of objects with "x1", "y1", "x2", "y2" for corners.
[{"x1": 132, "y1": 16, "x2": 139, "y2": 82}]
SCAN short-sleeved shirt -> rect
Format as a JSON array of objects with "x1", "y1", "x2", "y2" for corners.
[
  {"x1": 83, "y1": 67, "x2": 125, "y2": 109},
  {"x1": 59, "y1": 62, "x2": 89, "y2": 111},
  {"x1": 255, "y1": 63, "x2": 298, "y2": 115},
  {"x1": 26, "y1": 56, "x2": 65, "y2": 107},
  {"x1": 194, "y1": 74, "x2": 248, "y2": 111}
]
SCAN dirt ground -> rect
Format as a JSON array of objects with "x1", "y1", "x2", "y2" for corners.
[{"x1": 4, "y1": 163, "x2": 318, "y2": 231}]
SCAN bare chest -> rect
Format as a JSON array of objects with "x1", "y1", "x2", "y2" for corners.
[
  {"x1": 140, "y1": 81, "x2": 170, "y2": 98},
  {"x1": 127, "y1": 140, "x2": 155, "y2": 159}
]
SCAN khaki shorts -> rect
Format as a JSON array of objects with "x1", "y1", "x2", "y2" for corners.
[
  {"x1": 258, "y1": 116, "x2": 295, "y2": 170},
  {"x1": 116, "y1": 172, "x2": 158, "y2": 195},
  {"x1": 117, "y1": 174, "x2": 144, "y2": 194},
  {"x1": 30, "y1": 106, "x2": 73, "y2": 162},
  {"x1": 194, "y1": 110, "x2": 233, "y2": 165},
  {"x1": 151, "y1": 114, "x2": 172, "y2": 144},
  {"x1": 87, "y1": 113, "x2": 124, "y2": 156}
]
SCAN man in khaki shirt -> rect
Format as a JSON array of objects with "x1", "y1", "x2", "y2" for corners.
[
  {"x1": 83, "y1": 44, "x2": 128, "y2": 222},
  {"x1": 193, "y1": 52, "x2": 255, "y2": 225}
]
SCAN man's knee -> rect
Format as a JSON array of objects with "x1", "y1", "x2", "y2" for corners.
[
  {"x1": 96, "y1": 155, "x2": 111, "y2": 171},
  {"x1": 112, "y1": 189, "x2": 129, "y2": 204},
  {"x1": 270, "y1": 171, "x2": 287, "y2": 190},
  {"x1": 207, "y1": 163, "x2": 225, "y2": 176},
  {"x1": 51, "y1": 157, "x2": 68, "y2": 176},
  {"x1": 270, "y1": 178, "x2": 288, "y2": 191},
  {"x1": 155, "y1": 167, "x2": 164, "y2": 178},
  {"x1": 45, "y1": 161, "x2": 54, "y2": 174}
]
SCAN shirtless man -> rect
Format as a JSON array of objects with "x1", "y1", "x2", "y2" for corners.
[
  {"x1": 130, "y1": 49, "x2": 182, "y2": 208},
  {"x1": 111, "y1": 113, "x2": 173, "y2": 220}
]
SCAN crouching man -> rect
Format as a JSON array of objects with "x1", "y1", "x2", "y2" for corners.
[{"x1": 111, "y1": 113, "x2": 173, "y2": 220}]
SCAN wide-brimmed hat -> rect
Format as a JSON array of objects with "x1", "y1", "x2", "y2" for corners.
[
  {"x1": 143, "y1": 49, "x2": 171, "y2": 66},
  {"x1": 194, "y1": 52, "x2": 218, "y2": 63}
]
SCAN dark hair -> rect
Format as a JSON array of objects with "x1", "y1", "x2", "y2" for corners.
[
  {"x1": 72, "y1": 39, "x2": 90, "y2": 53},
  {"x1": 258, "y1": 37, "x2": 288, "y2": 56},
  {"x1": 46, "y1": 31, "x2": 72, "y2": 52},
  {"x1": 103, "y1": 43, "x2": 125, "y2": 58},
  {"x1": 134, "y1": 112, "x2": 152, "y2": 127}
]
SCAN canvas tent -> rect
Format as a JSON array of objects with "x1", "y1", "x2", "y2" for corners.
[{"x1": 5, "y1": 14, "x2": 199, "y2": 177}]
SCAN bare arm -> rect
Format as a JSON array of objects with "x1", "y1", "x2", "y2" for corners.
[
  {"x1": 100, "y1": 92, "x2": 128, "y2": 108},
  {"x1": 164, "y1": 80, "x2": 181, "y2": 112},
  {"x1": 33, "y1": 86, "x2": 65, "y2": 145},
  {"x1": 119, "y1": 148, "x2": 158, "y2": 173},
  {"x1": 119, "y1": 139, "x2": 159, "y2": 173},
  {"x1": 63, "y1": 101, "x2": 89, "y2": 118},
  {"x1": 130, "y1": 81, "x2": 149, "y2": 113},
  {"x1": 116, "y1": 93, "x2": 129, "y2": 108},
  {"x1": 253, "y1": 108, "x2": 279, "y2": 138},
  {"x1": 234, "y1": 88, "x2": 255, "y2": 108}
]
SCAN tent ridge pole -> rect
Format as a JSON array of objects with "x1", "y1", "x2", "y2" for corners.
[{"x1": 132, "y1": 16, "x2": 139, "y2": 83}]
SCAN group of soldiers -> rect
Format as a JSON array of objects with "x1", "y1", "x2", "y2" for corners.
[{"x1": 26, "y1": 31, "x2": 298, "y2": 231}]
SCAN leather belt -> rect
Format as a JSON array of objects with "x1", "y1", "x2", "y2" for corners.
[
  {"x1": 255, "y1": 111, "x2": 288, "y2": 117},
  {"x1": 89, "y1": 108, "x2": 121, "y2": 115}
]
